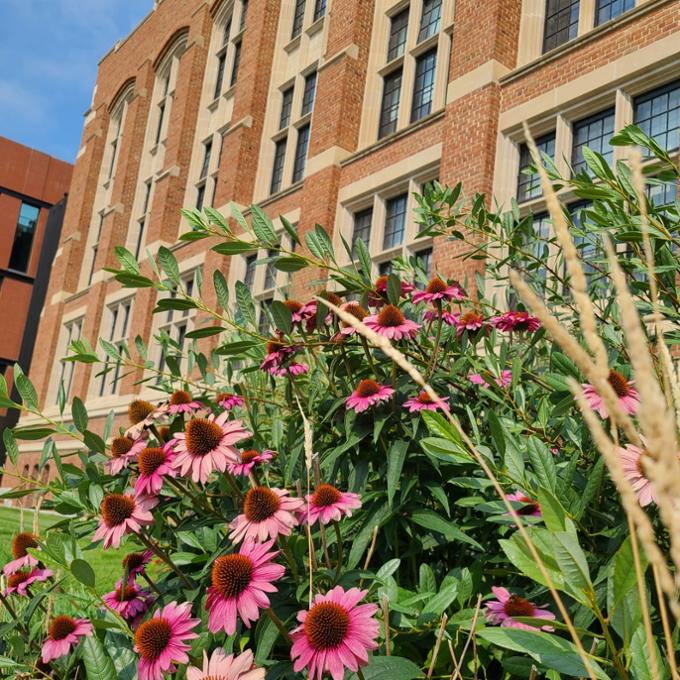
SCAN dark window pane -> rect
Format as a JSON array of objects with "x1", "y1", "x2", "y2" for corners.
[
  {"x1": 529, "y1": 211, "x2": 551, "y2": 287},
  {"x1": 155, "y1": 102, "x2": 166, "y2": 144},
  {"x1": 352, "y1": 207, "x2": 373, "y2": 257},
  {"x1": 9, "y1": 203, "x2": 40, "y2": 272},
  {"x1": 415, "y1": 247, "x2": 433, "y2": 276},
  {"x1": 292, "y1": 0, "x2": 306, "y2": 38},
  {"x1": 222, "y1": 19, "x2": 232, "y2": 45},
  {"x1": 571, "y1": 108, "x2": 615, "y2": 174},
  {"x1": 543, "y1": 0, "x2": 579, "y2": 52},
  {"x1": 240, "y1": 0, "x2": 249, "y2": 30},
  {"x1": 301, "y1": 70, "x2": 317, "y2": 116},
  {"x1": 517, "y1": 132, "x2": 556, "y2": 202},
  {"x1": 383, "y1": 194, "x2": 407, "y2": 249},
  {"x1": 313, "y1": 0, "x2": 327, "y2": 21},
  {"x1": 411, "y1": 49, "x2": 437, "y2": 122},
  {"x1": 595, "y1": 0, "x2": 634, "y2": 25},
  {"x1": 259, "y1": 298, "x2": 273, "y2": 334},
  {"x1": 634, "y1": 80, "x2": 680, "y2": 153},
  {"x1": 379, "y1": 69, "x2": 402, "y2": 138},
  {"x1": 418, "y1": 0, "x2": 442, "y2": 42},
  {"x1": 244, "y1": 254, "x2": 257, "y2": 289},
  {"x1": 196, "y1": 183, "x2": 206, "y2": 211},
  {"x1": 264, "y1": 249, "x2": 277, "y2": 289},
  {"x1": 280, "y1": 87, "x2": 294, "y2": 128},
  {"x1": 214, "y1": 53, "x2": 226, "y2": 99},
  {"x1": 108, "y1": 138, "x2": 118, "y2": 179},
  {"x1": 647, "y1": 180, "x2": 677, "y2": 213},
  {"x1": 387, "y1": 8, "x2": 409, "y2": 60},
  {"x1": 270, "y1": 137, "x2": 287, "y2": 194},
  {"x1": 569, "y1": 201, "x2": 602, "y2": 290},
  {"x1": 200, "y1": 140, "x2": 212, "y2": 179},
  {"x1": 379, "y1": 260, "x2": 393, "y2": 275},
  {"x1": 292, "y1": 124, "x2": 310, "y2": 183},
  {"x1": 230, "y1": 41, "x2": 241, "y2": 87}
]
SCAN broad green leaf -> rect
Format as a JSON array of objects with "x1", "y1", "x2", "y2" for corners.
[
  {"x1": 612, "y1": 536, "x2": 649, "y2": 609},
  {"x1": 114, "y1": 246, "x2": 140, "y2": 274},
  {"x1": 420, "y1": 437, "x2": 472, "y2": 465},
  {"x1": 71, "y1": 397, "x2": 88, "y2": 433},
  {"x1": 500, "y1": 534, "x2": 565, "y2": 591},
  {"x1": 251, "y1": 205, "x2": 278, "y2": 245},
  {"x1": 386, "y1": 274, "x2": 401, "y2": 305},
  {"x1": 13, "y1": 364, "x2": 37, "y2": 408},
  {"x1": 158, "y1": 246, "x2": 180, "y2": 283},
  {"x1": 552, "y1": 531, "x2": 592, "y2": 604},
  {"x1": 213, "y1": 270, "x2": 230, "y2": 309},
  {"x1": 235, "y1": 281, "x2": 256, "y2": 328},
  {"x1": 629, "y1": 624, "x2": 666, "y2": 680},
  {"x1": 271, "y1": 301, "x2": 292, "y2": 334},
  {"x1": 81, "y1": 635, "x2": 117, "y2": 680},
  {"x1": 487, "y1": 410, "x2": 506, "y2": 456},
  {"x1": 3, "y1": 429, "x2": 18, "y2": 465},
  {"x1": 387, "y1": 440, "x2": 408, "y2": 507},
  {"x1": 376, "y1": 559, "x2": 401, "y2": 581},
  {"x1": 185, "y1": 326, "x2": 225, "y2": 339},
  {"x1": 71, "y1": 558, "x2": 96, "y2": 587},
  {"x1": 12, "y1": 427, "x2": 55, "y2": 440},
  {"x1": 280, "y1": 215, "x2": 300, "y2": 244},
  {"x1": 348, "y1": 503, "x2": 390, "y2": 569},
  {"x1": 212, "y1": 240, "x2": 258, "y2": 255},
  {"x1": 355, "y1": 238, "x2": 373, "y2": 283},
  {"x1": 274, "y1": 255, "x2": 308, "y2": 272},
  {"x1": 83, "y1": 431, "x2": 106, "y2": 454},
  {"x1": 411, "y1": 509, "x2": 482, "y2": 550},
  {"x1": 215, "y1": 340, "x2": 260, "y2": 355},
  {"x1": 422, "y1": 582, "x2": 458, "y2": 615},
  {"x1": 526, "y1": 437, "x2": 556, "y2": 491},
  {"x1": 535, "y1": 488, "x2": 566, "y2": 533},
  {"x1": 351, "y1": 656, "x2": 423, "y2": 680}
]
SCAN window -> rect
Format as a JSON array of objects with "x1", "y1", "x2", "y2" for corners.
[
  {"x1": 230, "y1": 41, "x2": 242, "y2": 87},
  {"x1": 595, "y1": 0, "x2": 634, "y2": 25},
  {"x1": 570, "y1": 202, "x2": 602, "y2": 290},
  {"x1": 543, "y1": 0, "x2": 579, "y2": 53},
  {"x1": 98, "y1": 299, "x2": 132, "y2": 397},
  {"x1": 155, "y1": 74, "x2": 171, "y2": 145},
  {"x1": 634, "y1": 80, "x2": 680, "y2": 153},
  {"x1": 258, "y1": 298, "x2": 274, "y2": 334},
  {"x1": 301, "y1": 70, "x2": 317, "y2": 116},
  {"x1": 571, "y1": 108, "x2": 615, "y2": 174},
  {"x1": 108, "y1": 116, "x2": 122, "y2": 180},
  {"x1": 87, "y1": 214, "x2": 105, "y2": 286},
  {"x1": 270, "y1": 137, "x2": 287, "y2": 194},
  {"x1": 292, "y1": 0, "x2": 306, "y2": 38},
  {"x1": 352, "y1": 208, "x2": 373, "y2": 257},
  {"x1": 214, "y1": 20, "x2": 231, "y2": 99},
  {"x1": 648, "y1": 181, "x2": 677, "y2": 208},
  {"x1": 132, "y1": 180, "x2": 153, "y2": 259},
  {"x1": 383, "y1": 194, "x2": 408, "y2": 249},
  {"x1": 240, "y1": 0, "x2": 249, "y2": 30},
  {"x1": 517, "y1": 132, "x2": 556, "y2": 203},
  {"x1": 527, "y1": 212, "x2": 552, "y2": 288},
  {"x1": 196, "y1": 141, "x2": 212, "y2": 210},
  {"x1": 415, "y1": 247, "x2": 433, "y2": 277},
  {"x1": 8, "y1": 203, "x2": 40, "y2": 272},
  {"x1": 418, "y1": 0, "x2": 442, "y2": 42},
  {"x1": 199, "y1": 141, "x2": 212, "y2": 179},
  {"x1": 379, "y1": 261, "x2": 394, "y2": 275},
  {"x1": 55, "y1": 318, "x2": 82, "y2": 404},
  {"x1": 379, "y1": 69, "x2": 402, "y2": 139},
  {"x1": 244, "y1": 254, "x2": 257, "y2": 289},
  {"x1": 264, "y1": 250, "x2": 278, "y2": 290},
  {"x1": 292, "y1": 124, "x2": 310, "y2": 183},
  {"x1": 411, "y1": 49, "x2": 437, "y2": 123},
  {"x1": 313, "y1": 0, "x2": 327, "y2": 21},
  {"x1": 280, "y1": 87, "x2": 294, "y2": 129},
  {"x1": 388, "y1": 8, "x2": 409, "y2": 61}
]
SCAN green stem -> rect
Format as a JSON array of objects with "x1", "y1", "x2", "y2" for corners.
[
  {"x1": 360, "y1": 337, "x2": 378, "y2": 375},
  {"x1": 265, "y1": 607, "x2": 293, "y2": 643},
  {"x1": 426, "y1": 305, "x2": 444, "y2": 379},
  {"x1": 0, "y1": 591, "x2": 29, "y2": 637},
  {"x1": 138, "y1": 531, "x2": 194, "y2": 590},
  {"x1": 333, "y1": 521, "x2": 344, "y2": 582}
]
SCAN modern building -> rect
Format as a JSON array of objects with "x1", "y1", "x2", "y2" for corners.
[{"x1": 9, "y1": 0, "x2": 679, "y2": 480}]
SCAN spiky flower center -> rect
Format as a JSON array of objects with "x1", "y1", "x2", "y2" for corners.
[
  {"x1": 608, "y1": 370, "x2": 631, "y2": 398},
  {"x1": 504, "y1": 595, "x2": 535, "y2": 618},
  {"x1": 266, "y1": 340, "x2": 284, "y2": 355},
  {"x1": 243, "y1": 487, "x2": 281, "y2": 522},
  {"x1": 138, "y1": 447, "x2": 167, "y2": 476},
  {"x1": 355, "y1": 380, "x2": 381, "y2": 398},
  {"x1": 343, "y1": 303, "x2": 368, "y2": 323},
  {"x1": 211, "y1": 554, "x2": 254, "y2": 599},
  {"x1": 101, "y1": 494, "x2": 135, "y2": 527},
  {"x1": 426, "y1": 277, "x2": 447, "y2": 294},
  {"x1": 128, "y1": 400, "x2": 155, "y2": 425},
  {"x1": 115, "y1": 584, "x2": 139, "y2": 602},
  {"x1": 376, "y1": 305, "x2": 406, "y2": 327},
  {"x1": 284, "y1": 300, "x2": 303, "y2": 314},
  {"x1": 185, "y1": 419, "x2": 223, "y2": 457},
  {"x1": 12, "y1": 532, "x2": 38, "y2": 559},
  {"x1": 305, "y1": 602, "x2": 350, "y2": 650},
  {"x1": 460, "y1": 311, "x2": 482, "y2": 325},
  {"x1": 122, "y1": 552, "x2": 147, "y2": 572},
  {"x1": 312, "y1": 484, "x2": 342, "y2": 507},
  {"x1": 240, "y1": 450, "x2": 259, "y2": 464},
  {"x1": 319, "y1": 291, "x2": 343, "y2": 307},
  {"x1": 111, "y1": 436, "x2": 135, "y2": 458},
  {"x1": 170, "y1": 390, "x2": 192, "y2": 405},
  {"x1": 7, "y1": 571, "x2": 31, "y2": 588},
  {"x1": 49, "y1": 616, "x2": 77, "y2": 641},
  {"x1": 416, "y1": 391, "x2": 433, "y2": 404},
  {"x1": 374, "y1": 276, "x2": 388, "y2": 292},
  {"x1": 135, "y1": 618, "x2": 172, "y2": 661}
]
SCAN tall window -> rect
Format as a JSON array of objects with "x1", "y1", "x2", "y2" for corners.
[
  {"x1": 571, "y1": 108, "x2": 615, "y2": 175},
  {"x1": 87, "y1": 214, "x2": 105, "y2": 287},
  {"x1": 155, "y1": 73, "x2": 171, "y2": 145},
  {"x1": 570, "y1": 202, "x2": 602, "y2": 290},
  {"x1": 240, "y1": 0, "x2": 249, "y2": 30},
  {"x1": 388, "y1": 8, "x2": 409, "y2": 61},
  {"x1": 55, "y1": 318, "x2": 82, "y2": 404},
  {"x1": 292, "y1": 124, "x2": 310, "y2": 183},
  {"x1": 98, "y1": 299, "x2": 132, "y2": 397},
  {"x1": 313, "y1": 0, "x2": 327, "y2": 21},
  {"x1": 280, "y1": 87, "x2": 294, "y2": 129},
  {"x1": 383, "y1": 194, "x2": 408, "y2": 249},
  {"x1": 411, "y1": 49, "x2": 437, "y2": 123},
  {"x1": 196, "y1": 141, "x2": 212, "y2": 210},
  {"x1": 517, "y1": 132, "x2": 556, "y2": 203},
  {"x1": 634, "y1": 80, "x2": 680, "y2": 153},
  {"x1": 107, "y1": 115, "x2": 123, "y2": 180},
  {"x1": 595, "y1": 0, "x2": 634, "y2": 25},
  {"x1": 352, "y1": 208, "x2": 373, "y2": 257},
  {"x1": 379, "y1": 70, "x2": 403, "y2": 139},
  {"x1": 542, "y1": 0, "x2": 580, "y2": 53},
  {"x1": 131, "y1": 180, "x2": 153, "y2": 259},
  {"x1": 418, "y1": 0, "x2": 442, "y2": 42},
  {"x1": 415, "y1": 247, "x2": 433, "y2": 277},
  {"x1": 230, "y1": 41, "x2": 242, "y2": 87},
  {"x1": 291, "y1": 0, "x2": 306, "y2": 39},
  {"x1": 244, "y1": 254, "x2": 257, "y2": 289},
  {"x1": 214, "y1": 20, "x2": 231, "y2": 99},
  {"x1": 301, "y1": 70, "x2": 317, "y2": 116},
  {"x1": 9, "y1": 203, "x2": 40, "y2": 272},
  {"x1": 270, "y1": 137, "x2": 287, "y2": 194}
]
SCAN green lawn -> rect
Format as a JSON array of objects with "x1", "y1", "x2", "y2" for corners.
[{"x1": 0, "y1": 506, "x2": 126, "y2": 593}]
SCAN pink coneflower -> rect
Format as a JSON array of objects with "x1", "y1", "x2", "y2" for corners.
[
  {"x1": 187, "y1": 649, "x2": 265, "y2": 680},
  {"x1": 368, "y1": 276, "x2": 414, "y2": 307},
  {"x1": 403, "y1": 391, "x2": 450, "y2": 413},
  {"x1": 364, "y1": 304, "x2": 420, "y2": 340},
  {"x1": 299, "y1": 292, "x2": 342, "y2": 332},
  {"x1": 304, "y1": 484, "x2": 361, "y2": 526},
  {"x1": 582, "y1": 369, "x2": 640, "y2": 419},
  {"x1": 468, "y1": 370, "x2": 512, "y2": 389},
  {"x1": 456, "y1": 311, "x2": 485, "y2": 336},
  {"x1": 260, "y1": 339, "x2": 297, "y2": 374},
  {"x1": 217, "y1": 393, "x2": 245, "y2": 410},
  {"x1": 424, "y1": 307, "x2": 459, "y2": 326},
  {"x1": 125, "y1": 400, "x2": 169, "y2": 439},
  {"x1": 207, "y1": 538, "x2": 285, "y2": 635},
  {"x1": 284, "y1": 299, "x2": 307, "y2": 325},
  {"x1": 3, "y1": 532, "x2": 39, "y2": 576},
  {"x1": 507, "y1": 492, "x2": 542, "y2": 517},
  {"x1": 485, "y1": 587, "x2": 554, "y2": 631},
  {"x1": 122, "y1": 550, "x2": 154, "y2": 581},
  {"x1": 227, "y1": 449, "x2": 275, "y2": 477},
  {"x1": 412, "y1": 277, "x2": 465, "y2": 304},
  {"x1": 173, "y1": 413, "x2": 250, "y2": 484},
  {"x1": 336, "y1": 302, "x2": 369, "y2": 337},
  {"x1": 491, "y1": 311, "x2": 541, "y2": 333},
  {"x1": 134, "y1": 601, "x2": 200, "y2": 680},
  {"x1": 229, "y1": 487, "x2": 304, "y2": 544},
  {"x1": 620, "y1": 443, "x2": 657, "y2": 507},
  {"x1": 290, "y1": 586, "x2": 380, "y2": 680},
  {"x1": 107, "y1": 434, "x2": 147, "y2": 475},
  {"x1": 103, "y1": 582, "x2": 153, "y2": 623},
  {"x1": 3, "y1": 567, "x2": 52, "y2": 596},
  {"x1": 168, "y1": 390, "x2": 202, "y2": 415},
  {"x1": 134, "y1": 446, "x2": 177, "y2": 496},
  {"x1": 41, "y1": 616, "x2": 92, "y2": 663},
  {"x1": 346, "y1": 380, "x2": 395, "y2": 413},
  {"x1": 272, "y1": 362, "x2": 309, "y2": 377},
  {"x1": 93, "y1": 493, "x2": 156, "y2": 549}
]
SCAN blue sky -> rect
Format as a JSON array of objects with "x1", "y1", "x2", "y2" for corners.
[{"x1": 0, "y1": 1, "x2": 151, "y2": 163}]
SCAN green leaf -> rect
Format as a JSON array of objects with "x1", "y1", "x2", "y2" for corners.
[
  {"x1": 351, "y1": 656, "x2": 423, "y2": 680},
  {"x1": 83, "y1": 431, "x2": 106, "y2": 454},
  {"x1": 212, "y1": 240, "x2": 258, "y2": 255},
  {"x1": 3, "y1": 429, "x2": 18, "y2": 466},
  {"x1": 411, "y1": 509, "x2": 482, "y2": 550},
  {"x1": 114, "y1": 246, "x2": 140, "y2": 274},
  {"x1": 274, "y1": 255, "x2": 308, "y2": 272},
  {"x1": 215, "y1": 340, "x2": 260, "y2": 355},
  {"x1": 114, "y1": 272, "x2": 154, "y2": 288},
  {"x1": 185, "y1": 326, "x2": 225, "y2": 339},
  {"x1": 629, "y1": 624, "x2": 665, "y2": 680},
  {"x1": 348, "y1": 503, "x2": 390, "y2": 568},
  {"x1": 81, "y1": 635, "x2": 117, "y2": 680},
  {"x1": 13, "y1": 364, "x2": 38, "y2": 408},
  {"x1": 230, "y1": 202, "x2": 249, "y2": 231},
  {"x1": 213, "y1": 270, "x2": 230, "y2": 310},
  {"x1": 155, "y1": 298, "x2": 196, "y2": 312},
  {"x1": 280, "y1": 215, "x2": 300, "y2": 245},
  {"x1": 355, "y1": 238, "x2": 373, "y2": 282},
  {"x1": 71, "y1": 558, "x2": 96, "y2": 587},
  {"x1": 500, "y1": 533, "x2": 565, "y2": 591},
  {"x1": 251, "y1": 205, "x2": 278, "y2": 245},
  {"x1": 612, "y1": 536, "x2": 648, "y2": 609},
  {"x1": 158, "y1": 246, "x2": 180, "y2": 283},
  {"x1": 204, "y1": 207, "x2": 229, "y2": 232},
  {"x1": 12, "y1": 426, "x2": 55, "y2": 440},
  {"x1": 386, "y1": 274, "x2": 401, "y2": 305},
  {"x1": 423, "y1": 582, "x2": 458, "y2": 615},
  {"x1": 314, "y1": 223, "x2": 335, "y2": 261},
  {"x1": 477, "y1": 628, "x2": 608, "y2": 679},
  {"x1": 271, "y1": 301, "x2": 293, "y2": 334},
  {"x1": 535, "y1": 488, "x2": 567, "y2": 533},
  {"x1": 487, "y1": 410, "x2": 506, "y2": 456},
  {"x1": 71, "y1": 397, "x2": 88, "y2": 433},
  {"x1": 526, "y1": 437, "x2": 556, "y2": 491},
  {"x1": 235, "y1": 281, "x2": 256, "y2": 328},
  {"x1": 420, "y1": 437, "x2": 472, "y2": 465},
  {"x1": 552, "y1": 531, "x2": 592, "y2": 604},
  {"x1": 387, "y1": 440, "x2": 408, "y2": 507},
  {"x1": 376, "y1": 559, "x2": 401, "y2": 581}
]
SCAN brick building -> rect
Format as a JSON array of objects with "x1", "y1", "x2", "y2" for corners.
[
  {"x1": 0, "y1": 137, "x2": 72, "y2": 474},
  {"x1": 9, "y1": 0, "x2": 680, "y2": 480}
]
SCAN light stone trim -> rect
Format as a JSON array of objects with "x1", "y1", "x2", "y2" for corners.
[
  {"x1": 318, "y1": 43, "x2": 359, "y2": 71},
  {"x1": 305, "y1": 145, "x2": 353, "y2": 175},
  {"x1": 446, "y1": 60, "x2": 510, "y2": 104}
]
